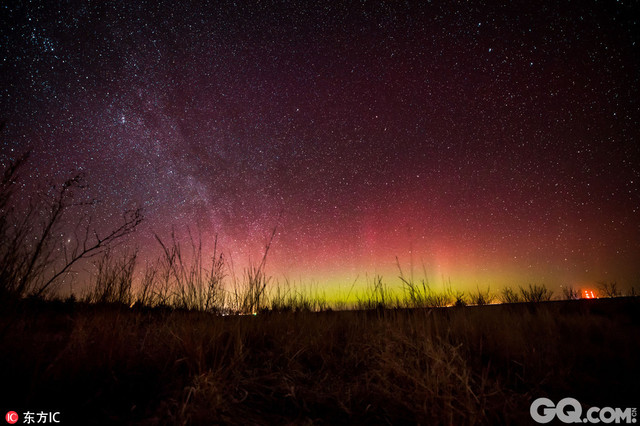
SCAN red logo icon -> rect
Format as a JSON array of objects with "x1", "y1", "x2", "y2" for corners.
[{"x1": 5, "y1": 411, "x2": 18, "y2": 424}]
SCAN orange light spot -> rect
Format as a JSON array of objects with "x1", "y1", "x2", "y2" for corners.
[{"x1": 582, "y1": 290, "x2": 596, "y2": 299}]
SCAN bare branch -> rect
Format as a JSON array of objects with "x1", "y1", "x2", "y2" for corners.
[{"x1": 33, "y1": 208, "x2": 143, "y2": 297}]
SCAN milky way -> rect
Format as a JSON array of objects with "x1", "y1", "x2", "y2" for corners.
[{"x1": 2, "y1": 1, "x2": 639, "y2": 292}]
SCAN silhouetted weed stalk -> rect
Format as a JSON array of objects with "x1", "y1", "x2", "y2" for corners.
[
  {"x1": 88, "y1": 248, "x2": 137, "y2": 305},
  {"x1": 152, "y1": 230, "x2": 226, "y2": 311}
]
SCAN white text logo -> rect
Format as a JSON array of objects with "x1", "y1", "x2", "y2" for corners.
[{"x1": 531, "y1": 397, "x2": 637, "y2": 424}]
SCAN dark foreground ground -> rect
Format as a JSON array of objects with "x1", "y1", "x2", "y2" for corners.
[{"x1": 1, "y1": 297, "x2": 639, "y2": 425}]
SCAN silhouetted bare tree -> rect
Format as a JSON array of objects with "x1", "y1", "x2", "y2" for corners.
[{"x1": 0, "y1": 152, "x2": 143, "y2": 298}]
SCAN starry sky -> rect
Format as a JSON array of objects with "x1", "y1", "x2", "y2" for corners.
[{"x1": 2, "y1": 0, "x2": 639, "y2": 293}]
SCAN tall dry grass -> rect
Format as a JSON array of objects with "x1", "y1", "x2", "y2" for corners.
[{"x1": 1, "y1": 297, "x2": 638, "y2": 424}]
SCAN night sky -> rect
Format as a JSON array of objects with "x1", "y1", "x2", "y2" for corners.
[{"x1": 2, "y1": 0, "x2": 639, "y2": 294}]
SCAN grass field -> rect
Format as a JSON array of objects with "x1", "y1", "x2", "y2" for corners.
[{"x1": 1, "y1": 296, "x2": 638, "y2": 425}]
